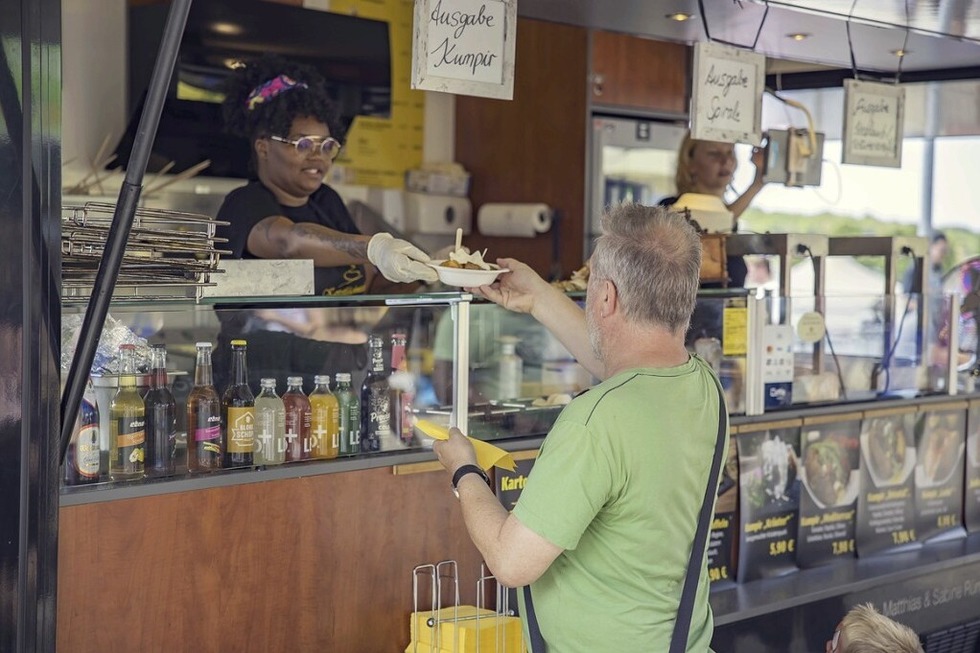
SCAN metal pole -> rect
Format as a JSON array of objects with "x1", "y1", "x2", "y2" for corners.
[{"x1": 59, "y1": 0, "x2": 194, "y2": 461}]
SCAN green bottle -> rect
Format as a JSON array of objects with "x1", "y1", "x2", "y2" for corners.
[{"x1": 336, "y1": 372, "x2": 360, "y2": 456}]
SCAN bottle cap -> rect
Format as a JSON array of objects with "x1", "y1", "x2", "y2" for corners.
[
  {"x1": 336, "y1": 372, "x2": 351, "y2": 382},
  {"x1": 314, "y1": 375, "x2": 330, "y2": 385},
  {"x1": 196, "y1": 342, "x2": 212, "y2": 348},
  {"x1": 260, "y1": 378, "x2": 276, "y2": 387},
  {"x1": 287, "y1": 376, "x2": 304, "y2": 386},
  {"x1": 231, "y1": 339, "x2": 247, "y2": 347}
]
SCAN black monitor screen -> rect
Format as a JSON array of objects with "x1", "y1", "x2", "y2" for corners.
[{"x1": 118, "y1": 0, "x2": 391, "y2": 178}]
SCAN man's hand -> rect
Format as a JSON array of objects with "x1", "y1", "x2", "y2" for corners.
[
  {"x1": 367, "y1": 233, "x2": 439, "y2": 283},
  {"x1": 433, "y1": 427, "x2": 478, "y2": 475},
  {"x1": 467, "y1": 258, "x2": 551, "y2": 315}
]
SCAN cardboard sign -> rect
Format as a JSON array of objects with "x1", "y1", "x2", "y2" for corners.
[
  {"x1": 691, "y1": 42, "x2": 765, "y2": 146},
  {"x1": 842, "y1": 79, "x2": 905, "y2": 168},
  {"x1": 412, "y1": 0, "x2": 517, "y2": 100}
]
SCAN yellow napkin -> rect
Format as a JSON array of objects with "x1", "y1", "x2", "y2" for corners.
[{"x1": 415, "y1": 419, "x2": 516, "y2": 472}]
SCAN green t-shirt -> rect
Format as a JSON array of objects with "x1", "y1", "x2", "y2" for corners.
[{"x1": 513, "y1": 356, "x2": 725, "y2": 652}]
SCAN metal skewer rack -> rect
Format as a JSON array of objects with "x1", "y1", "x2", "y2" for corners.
[
  {"x1": 61, "y1": 202, "x2": 230, "y2": 304},
  {"x1": 411, "y1": 560, "x2": 524, "y2": 653}
]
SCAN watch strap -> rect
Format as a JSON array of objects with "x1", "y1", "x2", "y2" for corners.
[{"x1": 452, "y1": 464, "x2": 490, "y2": 492}]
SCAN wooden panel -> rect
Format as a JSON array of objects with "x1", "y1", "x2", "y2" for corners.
[
  {"x1": 58, "y1": 467, "x2": 483, "y2": 652},
  {"x1": 591, "y1": 30, "x2": 689, "y2": 114},
  {"x1": 455, "y1": 19, "x2": 589, "y2": 280}
]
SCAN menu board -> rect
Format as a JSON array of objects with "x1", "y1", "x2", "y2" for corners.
[
  {"x1": 914, "y1": 407, "x2": 967, "y2": 541},
  {"x1": 707, "y1": 437, "x2": 739, "y2": 585},
  {"x1": 856, "y1": 411, "x2": 919, "y2": 556},
  {"x1": 842, "y1": 78, "x2": 906, "y2": 168},
  {"x1": 411, "y1": 0, "x2": 517, "y2": 100},
  {"x1": 796, "y1": 417, "x2": 861, "y2": 568},
  {"x1": 967, "y1": 403, "x2": 980, "y2": 533},
  {"x1": 495, "y1": 454, "x2": 536, "y2": 510},
  {"x1": 737, "y1": 424, "x2": 801, "y2": 582},
  {"x1": 690, "y1": 42, "x2": 765, "y2": 146}
]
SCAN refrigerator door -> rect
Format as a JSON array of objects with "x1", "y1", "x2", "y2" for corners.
[{"x1": 588, "y1": 116, "x2": 688, "y2": 250}]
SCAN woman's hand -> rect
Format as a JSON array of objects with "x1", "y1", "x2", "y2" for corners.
[
  {"x1": 367, "y1": 233, "x2": 439, "y2": 283},
  {"x1": 467, "y1": 258, "x2": 550, "y2": 315}
]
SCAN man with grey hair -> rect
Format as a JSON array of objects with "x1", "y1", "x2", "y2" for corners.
[{"x1": 434, "y1": 203, "x2": 728, "y2": 652}]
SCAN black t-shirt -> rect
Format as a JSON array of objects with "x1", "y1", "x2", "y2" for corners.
[{"x1": 215, "y1": 180, "x2": 367, "y2": 295}]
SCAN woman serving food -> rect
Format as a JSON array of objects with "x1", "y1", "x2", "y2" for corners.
[{"x1": 216, "y1": 55, "x2": 437, "y2": 294}]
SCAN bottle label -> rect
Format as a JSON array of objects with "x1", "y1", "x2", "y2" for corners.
[
  {"x1": 194, "y1": 425, "x2": 221, "y2": 442},
  {"x1": 114, "y1": 417, "x2": 145, "y2": 467},
  {"x1": 73, "y1": 424, "x2": 101, "y2": 478},
  {"x1": 227, "y1": 407, "x2": 255, "y2": 454}
]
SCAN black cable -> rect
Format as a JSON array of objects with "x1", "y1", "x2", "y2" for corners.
[
  {"x1": 872, "y1": 252, "x2": 917, "y2": 395},
  {"x1": 797, "y1": 245, "x2": 848, "y2": 401}
]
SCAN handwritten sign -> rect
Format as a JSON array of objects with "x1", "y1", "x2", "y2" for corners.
[
  {"x1": 691, "y1": 42, "x2": 765, "y2": 146},
  {"x1": 412, "y1": 0, "x2": 516, "y2": 100},
  {"x1": 842, "y1": 79, "x2": 905, "y2": 168}
]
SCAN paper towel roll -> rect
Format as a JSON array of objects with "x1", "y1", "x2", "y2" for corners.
[{"x1": 477, "y1": 203, "x2": 552, "y2": 237}]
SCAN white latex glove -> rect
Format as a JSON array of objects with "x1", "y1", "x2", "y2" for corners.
[{"x1": 367, "y1": 233, "x2": 439, "y2": 284}]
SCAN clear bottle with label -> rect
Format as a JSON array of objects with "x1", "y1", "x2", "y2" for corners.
[
  {"x1": 186, "y1": 342, "x2": 223, "y2": 473},
  {"x1": 336, "y1": 372, "x2": 360, "y2": 456},
  {"x1": 389, "y1": 332, "x2": 415, "y2": 447},
  {"x1": 254, "y1": 378, "x2": 286, "y2": 466},
  {"x1": 360, "y1": 334, "x2": 391, "y2": 453},
  {"x1": 109, "y1": 344, "x2": 145, "y2": 481},
  {"x1": 64, "y1": 378, "x2": 101, "y2": 486},
  {"x1": 144, "y1": 344, "x2": 177, "y2": 477},
  {"x1": 497, "y1": 336, "x2": 523, "y2": 400},
  {"x1": 310, "y1": 375, "x2": 339, "y2": 460},
  {"x1": 222, "y1": 339, "x2": 255, "y2": 468},
  {"x1": 283, "y1": 376, "x2": 312, "y2": 462}
]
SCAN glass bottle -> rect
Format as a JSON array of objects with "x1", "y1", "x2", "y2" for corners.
[
  {"x1": 310, "y1": 375, "x2": 339, "y2": 460},
  {"x1": 144, "y1": 344, "x2": 177, "y2": 477},
  {"x1": 336, "y1": 372, "x2": 360, "y2": 456},
  {"x1": 283, "y1": 376, "x2": 311, "y2": 462},
  {"x1": 64, "y1": 378, "x2": 101, "y2": 486},
  {"x1": 389, "y1": 332, "x2": 415, "y2": 447},
  {"x1": 186, "y1": 342, "x2": 223, "y2": 473},
  {"x1": 222, "y1": 339, "x2": 255, "y2": 468},
  {"x1": 109, "y1": 344, "x2": 145, "y2": 481},
  {"x1": 254, "y1": 378, "x2": 286, "y2": 466},
  {"x1": 360, "y1": 334, "x2": 391, "y2": 453},
  {"x1": 498, "y1": 336, "x2": 523, "y2": 400}
]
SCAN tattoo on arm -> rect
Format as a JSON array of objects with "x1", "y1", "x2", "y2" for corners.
[{"x1": 293, "y1": 223, "x2": 368, "y2": 258}]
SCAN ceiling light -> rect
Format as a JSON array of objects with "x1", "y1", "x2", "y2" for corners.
[
  {"x1": 211, "y1": 21, "x2": 243, "y2": 36},
  {"x1": 891, "y1": 48, "x2": 910, "y2": 57},
  {"x1": 787, "y1": 33, "x2": 811, "y2": 42},
  {"x1": 665, "y1": 12, "x2": 693, "y2": 22}
]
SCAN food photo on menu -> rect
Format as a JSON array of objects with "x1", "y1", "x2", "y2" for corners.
[
  {"x1": 913, "y1": 408, "x2": 967, "y2": 542},
  {"x1": 966, "y1": 403, "x2": 980, "y2": 533},
  {"x1": 856, "y1": 411, "x2": 919, "y2": 556},
  {"x1": 737, "y1": 426, "x2": 802, "y2": 582},
  {"x1": 796, "y1": 419, "x2": 861, "y2": 568}
]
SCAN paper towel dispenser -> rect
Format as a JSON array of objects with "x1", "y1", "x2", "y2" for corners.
[{"x1": 403, "y1": 192, "x2": 472, "y2": 235}]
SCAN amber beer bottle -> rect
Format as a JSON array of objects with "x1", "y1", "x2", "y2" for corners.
[
  {"x1": 222, "y1": 339, "x2": 255, "y2": 468},
  {"x1": 144, "y1": 344, "x2": 177, "y2": 477},
  {"x1": 109, "y1": 344, "x2": 145, "y2": 481},
  {"x1": 64, "y1": 379, "x2": 101, "y2": 486},
  {"x1": 360, "y1": 334, "x2": 391, "y2": 453},
  {"x1": 186, "y1": 342, "x2": 223, "y2": 473},
  {"x1": 310, "y1": 375, "x2": 339, "y2": 459},
  {"x1": 283, "y1": 376, "x2": 312, "y2": 462}
]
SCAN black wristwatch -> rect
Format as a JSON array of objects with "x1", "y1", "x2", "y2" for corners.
[{"x1": 451, "y1": 464, "x2": 491, "y2": 498}]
